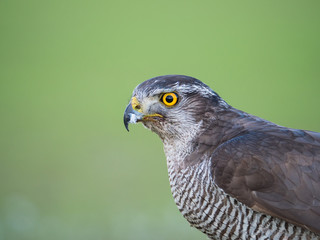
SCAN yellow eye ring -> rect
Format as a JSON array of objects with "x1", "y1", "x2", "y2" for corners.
[{"x1": 161, "y1": 92, "x2": 179, "y2": 106}]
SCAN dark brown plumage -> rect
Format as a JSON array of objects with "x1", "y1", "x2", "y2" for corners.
[
  {"x1": 124, "y1": 75, "x2": 320, "y2": 239},
  {"x1": 209, "y1": 109, "x2": 320, "y2": 234}
]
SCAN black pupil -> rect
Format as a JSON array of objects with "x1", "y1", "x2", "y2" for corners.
[{"x1": 165, "y1": 95, "x2": 174, "y2": 103}]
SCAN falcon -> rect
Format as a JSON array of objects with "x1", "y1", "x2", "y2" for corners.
[{"x1": 123, "y1": 75, "x2": 320, "y2": 240}]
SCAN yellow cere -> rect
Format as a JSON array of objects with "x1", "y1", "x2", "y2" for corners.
[
  {"x1": 131, "y1": 96, "x2": 142, "y2": 112},
  {"x1": 162, "y1": 92, "x2": 178, "y2": 106}
]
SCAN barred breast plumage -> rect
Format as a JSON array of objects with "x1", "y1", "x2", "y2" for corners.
[
  {"x1": 123, "y1": 75, "x2": 320, "y2": 239},
  {"x1": 167, "y1": 158, "x2": 319, "y2": 240}
]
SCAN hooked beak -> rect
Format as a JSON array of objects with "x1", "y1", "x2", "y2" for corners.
[
  {"x1": 123, "y1": 97, "x2": 164, "y2": 131},
  {"x1": 123, "y1": 102, "x2": 143, "y2": 131}
]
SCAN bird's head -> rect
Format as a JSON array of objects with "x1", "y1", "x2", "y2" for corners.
[{"x1": 123, "y1": 75, "x2": 229, "y2": 141}]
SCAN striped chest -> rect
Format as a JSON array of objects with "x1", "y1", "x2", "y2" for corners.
[{"x1": 167, "y1": 159, "x2": 319, "y2": 240}]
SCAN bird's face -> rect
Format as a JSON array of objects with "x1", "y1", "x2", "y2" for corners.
[{"x1": 124, "y1": 75, "x2": 227, "y2": 141}]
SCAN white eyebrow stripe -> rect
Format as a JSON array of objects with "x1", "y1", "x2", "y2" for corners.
[{"x1": 145, "y1": 84, "x2": 217, "y2": 98}]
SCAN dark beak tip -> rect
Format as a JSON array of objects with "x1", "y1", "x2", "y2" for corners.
[
  {"x1": 123, "y1": 105, "x2": 132, "y2": 132},
  {"x1": 123, "y1": 115, "x2": 130, "y2": 132}
]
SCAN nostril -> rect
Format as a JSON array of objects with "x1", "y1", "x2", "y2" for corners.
[
  {"x1": 131, "y1": 97, "x2": 141, "y2": 112},
  {"x1": 135, "y1": 105, "x2": 141, "y2": 110}
]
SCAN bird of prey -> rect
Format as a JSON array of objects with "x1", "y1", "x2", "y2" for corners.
[{"x1": 123, "y1": 75, "x2": 320, "y2": 240}]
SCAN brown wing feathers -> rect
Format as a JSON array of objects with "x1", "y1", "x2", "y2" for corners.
[{"x1": 211, "y1": 129, "x2": 320, "y2": 234}]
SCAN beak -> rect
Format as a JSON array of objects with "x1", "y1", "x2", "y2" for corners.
[{"x1": 123, "y1": 102, "x2": 143, "y2": 132}]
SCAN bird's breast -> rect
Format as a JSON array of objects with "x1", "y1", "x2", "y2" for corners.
[{"x1": 166, "y1": 158, "x2": 320, "y2": 240}]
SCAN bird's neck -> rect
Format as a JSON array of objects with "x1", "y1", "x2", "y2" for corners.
[
  {"x1": 162, "y1": 120, "x2": 204, "y2": 169},
  {"x1": 163, "y1": 108, "x2": 259, "y2": 170}
]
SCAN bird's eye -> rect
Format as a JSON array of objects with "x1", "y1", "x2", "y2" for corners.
[{"x1": 160, "y1": 92, "x2": 179, "y2": 106}]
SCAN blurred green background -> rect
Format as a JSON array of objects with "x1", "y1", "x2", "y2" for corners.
[{"x1": 0, "y1": 1, "x2": 319, "y2": 239}]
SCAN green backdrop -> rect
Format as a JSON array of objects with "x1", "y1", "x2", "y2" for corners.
[{"x1": 0, "y1": 1, "x2": 319, "y2": 239}]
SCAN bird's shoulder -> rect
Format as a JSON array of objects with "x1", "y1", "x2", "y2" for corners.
[{"x1": 209, "y1": 127, "x2": 320, "y2": 234}]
